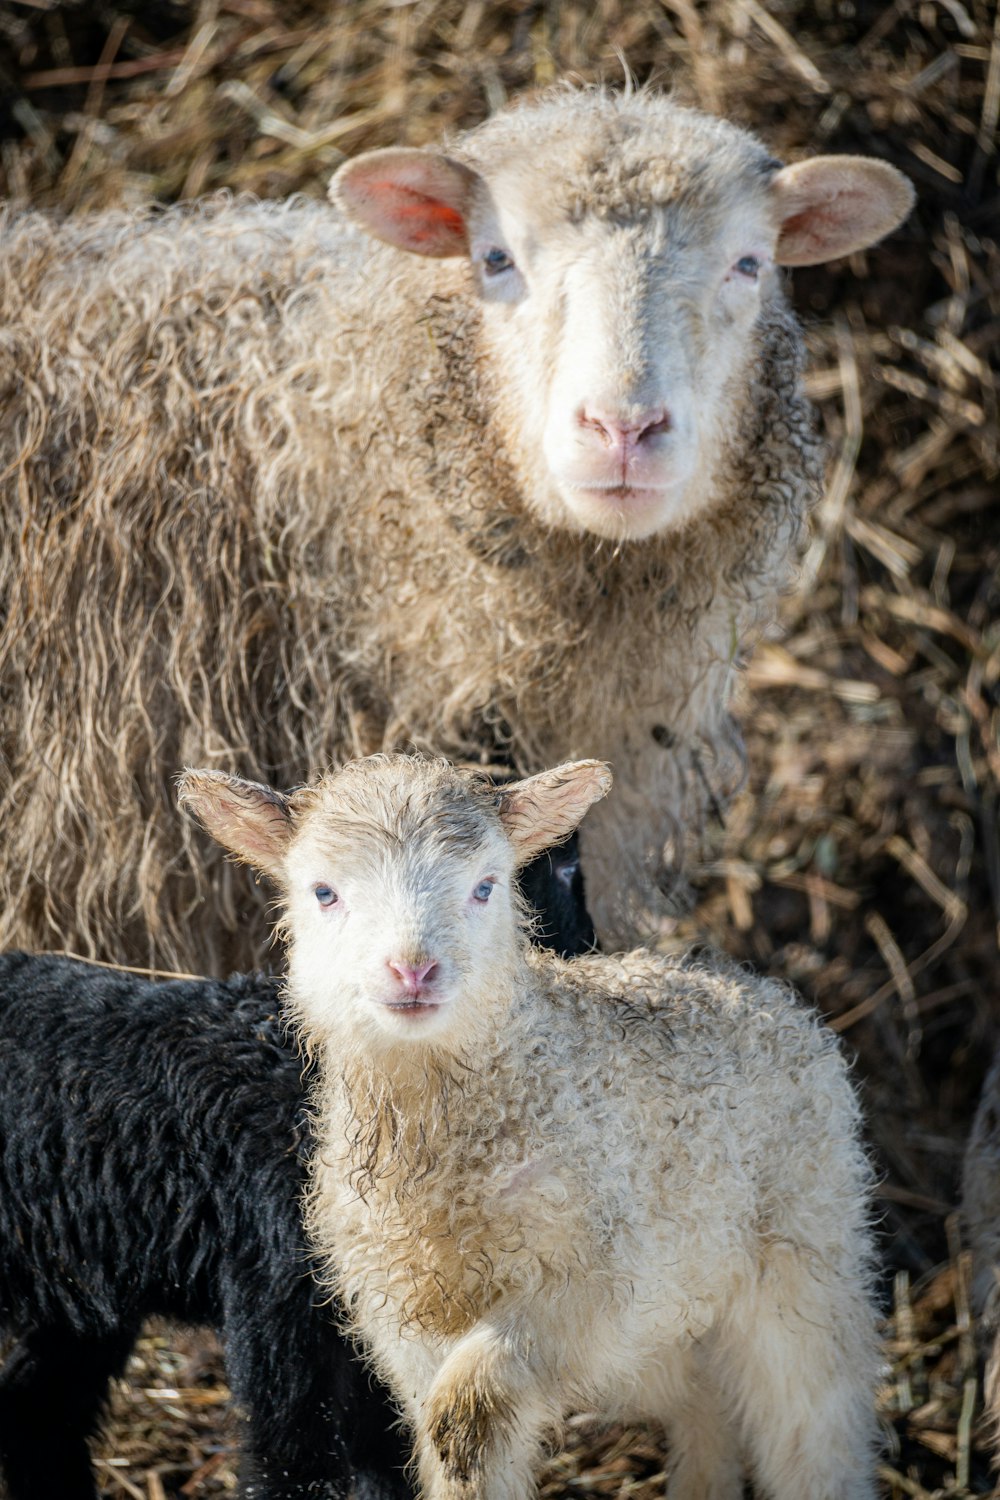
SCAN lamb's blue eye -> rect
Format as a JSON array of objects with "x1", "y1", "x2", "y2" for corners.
[
  {"x1": 482, "y1": 248, "x2": 514, "y2": 277},
  {"x1": 733, "y1": 255, "x2": 762, "y2": 279},
  {"x1": 473, "y1": 880, "x2": 495, "y2": 903},
  {"x1": 314, "y1": 885, "x2": 338, "y2": 908}
]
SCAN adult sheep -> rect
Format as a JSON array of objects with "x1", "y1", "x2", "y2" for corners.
[{"x1": 0, "y1": 86, "x2": 914, "y2": 967}]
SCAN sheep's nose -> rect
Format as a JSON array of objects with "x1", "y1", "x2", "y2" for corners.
[
  {"x1": 579, "y1": 405, "x2": 672, "y2": 452},
  {"x1": 387, "y1": 958, "x2": 439, "y2": 995}
]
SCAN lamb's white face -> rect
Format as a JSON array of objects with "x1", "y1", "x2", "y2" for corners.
[
  {"x1": 178, "y1": 755, "x2": 612, "y2": 1057},
  {"x1": 282, "y1": 808, "x2": 519, "y2": 1050},
  {"x1": 332, "y1": 94, "x2": 913, "y2": 545}
]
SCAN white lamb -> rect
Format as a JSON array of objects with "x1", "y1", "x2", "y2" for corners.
[{"x1": 181, "y1": 754, "x2": 881, "y2": 1500}]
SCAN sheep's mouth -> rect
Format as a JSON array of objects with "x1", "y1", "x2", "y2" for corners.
[
  {"x1": 565, "y1": 481, "x2": 675, "y2": 511},
  {"x1": 379, "y1": 998, "x2": 442, "y2": 1018},
  {"x1": 555, "y1": 473, "x2": 701, "y2": 541},
  {"x1": 569, "y1": 481, "x2": 668, "y2": 497},
  {"x1": 604, "y1": 484, "x2": 654, "y2": 502}
]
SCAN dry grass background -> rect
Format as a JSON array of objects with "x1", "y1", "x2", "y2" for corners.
[{"x1": 1, "y1": 0, "x2": 998, "y2": 1494}]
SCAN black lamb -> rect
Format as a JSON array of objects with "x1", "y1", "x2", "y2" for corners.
[
  {"x1": 516, "y1": 832, "x2": 594, "y2": 955},
  {"x1": 0, "y1": 952, "x2": 410, "y2": 1500}
]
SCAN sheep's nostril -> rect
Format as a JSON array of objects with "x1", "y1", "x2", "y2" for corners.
[
  {"x1": 579, "y1": 406, "x2": 672, "y2": 451},
  {"x1": 388, "y1": 959, "x2": 439, "y2": 994},
  {"x1": 636, "y1": 409, "x2": 672, "y2": 443},
  {"x1": 578, "y1": 409, "x2": 613, "y2": 446}
]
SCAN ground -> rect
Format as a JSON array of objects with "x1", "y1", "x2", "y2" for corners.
[{"x1": 1, "y1": 0, "x2": 998, "y2": 1495}]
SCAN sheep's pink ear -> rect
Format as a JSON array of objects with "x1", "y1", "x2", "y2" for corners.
[
  {"x1": 178, "y1": 769, "x2": 292, "y2": 878},
  {"x1": 331, "y1": 148, "x2": 479, "y2": 258},
  {"x1": 497, "y1": 761, "x2": 612, "y2": 867},
  {"x1": 771, "y1": 156, "x2": 915, "y2": 266}
]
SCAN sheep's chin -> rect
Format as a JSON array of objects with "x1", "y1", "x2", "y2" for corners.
[
  {"x1": 554, "y1": 479, "x2": 704, "y2": 542},
  {"x1": 368, "y1": 995, "x2": 454, "y2": 1039}
]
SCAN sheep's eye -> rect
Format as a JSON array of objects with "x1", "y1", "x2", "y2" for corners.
[
  {"x1": 482, "y1": 247, "x2": 514, "y2": 277},
  {"x1": 314, "y1": 885, "x2": 339, "y2": 908},
  {"x1": 472, "y1": 879, "x2": 495, "y2": 903},
  {"x1": 733, "y1": 255, "x2": 762, "y2": 280}
]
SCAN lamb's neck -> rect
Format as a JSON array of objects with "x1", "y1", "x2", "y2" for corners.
[
  {"x1": 326, "y1": 985, "x2": 528, "y2": 1190},
  {"x1": 329, "y1": 1046, "x2": 474, "y2": 1206}
]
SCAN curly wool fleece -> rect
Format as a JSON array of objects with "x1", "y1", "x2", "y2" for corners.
[{"x1": 0, "y1": 88, "x2": 843, "y2": 967}]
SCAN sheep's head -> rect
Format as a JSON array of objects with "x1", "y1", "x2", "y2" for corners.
[
  {"x1": 178, "y1": 756, "x2": 611, "y2": 1052},
  {"x1": 332, "y1": 88, "x2": 913, "y2": 543}
]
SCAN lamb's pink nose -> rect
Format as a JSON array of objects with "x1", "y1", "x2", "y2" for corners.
[
  {"x1": 387, "y1": 958, "x2": 439, "y2": 995},
  {"x1": 579, "y1": 405, "x2": 672, "y2": 453}
]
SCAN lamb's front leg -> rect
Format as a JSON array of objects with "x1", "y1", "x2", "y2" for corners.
[{"x1": 417, "y1": 1323, "x2": 558, "y2": 1500}]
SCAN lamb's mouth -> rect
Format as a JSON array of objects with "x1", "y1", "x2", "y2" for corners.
[{"x1": 380, "y1": 998, "x2": 442, "y2": 1018}]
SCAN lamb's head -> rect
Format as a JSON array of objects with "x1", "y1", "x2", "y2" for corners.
[
  {"x1": 179, "y1": 755, "x2": 610, "y2": 1052},
  {"x1": 332, "y1": 88, "x2": 913, "y2": 543}
]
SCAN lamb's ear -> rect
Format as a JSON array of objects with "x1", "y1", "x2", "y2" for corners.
[
  {"x1": 771, "y1": 156, "x2": 915, "y2": 266},
  {"x1": 177, "y1": 769, "x2": 292, "y2": 878},
  {"x1": 331, "y1": 148, "x2": 479, "y2": 258},
  {"x1": 497, "y1": 761, "x2": 612, "y2": 867}
]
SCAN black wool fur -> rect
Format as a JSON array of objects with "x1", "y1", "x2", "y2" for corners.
[
  {"x1": 517, "y1": 833, "x2": 595, "y2": 956},
  {"x1": 0, "y1": 952, "x2": 412, "y2": 1500}
]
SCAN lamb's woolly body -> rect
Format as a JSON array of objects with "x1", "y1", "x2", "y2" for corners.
[
  {"x1": 182, "y1": 753, "x2": 882, "y2": 1498},
  {"x1": 0, "y1": 952, "x2": 410, "y2": 1500},
  {"x1": 305, "y1": 948, "x2": 875, "y2": 1374},
  {"x1": 0, "y1": 89, "x2": 823, "y2": 967},
  {"x1": 302, "y1": 954, "x2": 875, "y2": 1494}
]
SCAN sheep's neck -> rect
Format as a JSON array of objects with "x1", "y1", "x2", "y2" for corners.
[
  {"x1": 327, "y1": 1027, "x2": 552, "y2": 1338},
  {"x1": 337, "y1": 1047, "x2": 470, "y2": 1204}
]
